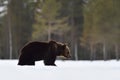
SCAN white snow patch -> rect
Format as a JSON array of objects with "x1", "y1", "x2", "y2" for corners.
[
  {"x1": 0, "y1": 7, "x2": 4, "y2": 12},
  {"x1": 0, "y1": 60, "x2": 120, "y2": 80}
]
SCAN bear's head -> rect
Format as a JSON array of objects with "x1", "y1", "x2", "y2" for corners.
[
  {"x1": 56, "y1": 42, "x2": 71, "y2": 58},
  {"x1": 49, "y1": 40, "x2": 71, "y2": 58},
  {"x1": 61, "y1": 44, "x2": 71, "y2": 58}
]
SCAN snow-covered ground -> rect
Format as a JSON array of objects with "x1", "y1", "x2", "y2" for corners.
[{"x1": 0, "y1": 60, "x2": 120, "y2": 80}]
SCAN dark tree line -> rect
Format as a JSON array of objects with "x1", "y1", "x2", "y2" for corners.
[{"x1": 0, "y1": 0, "x2": 119, "y2": 60}]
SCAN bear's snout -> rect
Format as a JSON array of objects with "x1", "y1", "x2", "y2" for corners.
[{"x1": 64, "y1": 52, "x2": 71, "y2": 59}]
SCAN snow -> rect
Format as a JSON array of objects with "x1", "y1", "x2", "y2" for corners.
[
  {"x1": 0, "y1": 60, "x2": 120, "y2": 80},
  {"x1": 0, "y1": 7, "x2": 4, "y2": 12}
]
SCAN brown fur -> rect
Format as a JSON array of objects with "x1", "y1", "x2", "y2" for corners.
[{"x1": 18, "y1": 40, "x2": 70, "y2": 66}]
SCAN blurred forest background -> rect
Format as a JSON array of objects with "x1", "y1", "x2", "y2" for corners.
[{"x1": 0, "y1": 0, "x2": 119, "y2": 60}]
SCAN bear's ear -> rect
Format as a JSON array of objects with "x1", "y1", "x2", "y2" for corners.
[
  {"x1": 64, "y1": 42, "x2": 70, "y2": 47},
  {"x1": 64, "y1": 43, "x2": 68, "y2": 45}
]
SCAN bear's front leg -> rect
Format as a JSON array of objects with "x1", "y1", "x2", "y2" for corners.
[
  {"x1": 44, "y1": 59, "x2": 56, "y2": 66},
  {"x1": 44, "y1": 63, "x2": 56, "y2": 66}
]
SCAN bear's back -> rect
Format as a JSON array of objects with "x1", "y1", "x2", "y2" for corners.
[
  {"x1": 28, "y1": 41, "x2": 48, "y2": 48},
  {"x1": 21, "y1": 41, "x2": 49, "y2": 54}
]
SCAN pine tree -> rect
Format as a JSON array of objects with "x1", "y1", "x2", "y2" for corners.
[{"x1": 32, "y1": 0, "x2": 63, "y2": 41}]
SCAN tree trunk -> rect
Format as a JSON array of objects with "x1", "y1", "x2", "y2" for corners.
[
  {"x1": 8, "y1": 17, "x2": 12, "y2": 59},
  {"x1": 74, "y1": 42, "x2": 78, "y2": 60},
  {"x1": 48, "y1": 21, "x2": 51, "y2": 41},
  {"x1": 70, "y1": 1, "x2": 76, "y2": 60},
  {"x1": 115, "y1": 44, "x2": 119, "y2": 60},
  {"x1": 103, "y1": 43, "x2": 107, "y2": 60},
  {"x1": 7, "y1": 0, "x2": 13, "y2": 59},
  {"x1": 90, "y1": 43, "x2": 94, "y2": 60}
]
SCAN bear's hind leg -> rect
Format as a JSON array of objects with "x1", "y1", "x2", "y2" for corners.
[{"x1": 18, "y1": 60, "x2": 35, "y2": 66}]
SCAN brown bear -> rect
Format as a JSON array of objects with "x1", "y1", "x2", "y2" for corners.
[{"x1": 18, "y1": 40, "x2": 71, "y2": 66}]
